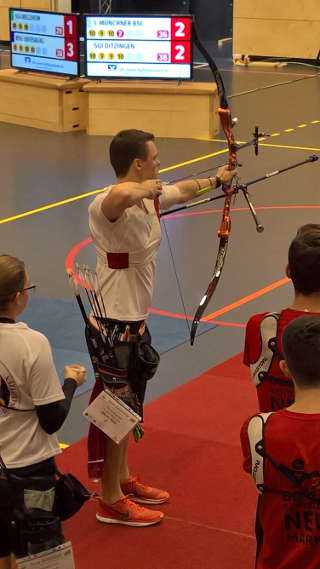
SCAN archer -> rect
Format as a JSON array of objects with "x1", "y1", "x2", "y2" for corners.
[{"x1": 86, "y1": 128, "x2": 236, "y2": 527}]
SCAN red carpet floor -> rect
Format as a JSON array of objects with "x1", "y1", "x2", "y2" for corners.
[{"x1": 57, "y1": 353, "x2": 259, "y2": 569}]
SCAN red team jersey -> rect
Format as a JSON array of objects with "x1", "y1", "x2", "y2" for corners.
[
  {"x1": 241, "y1": 410, "x2": 320, "y2": 569},
  {"x1": 243, "y1": 308, "x2": 320, "y2": 412}
]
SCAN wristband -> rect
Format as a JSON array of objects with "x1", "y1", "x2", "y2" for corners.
[
  {"x1": 215, "y1": 176, "x2": 222, "y2": 189},
  {"x1": 195, "y1": 179, "x2": 202, "y2": 191}
]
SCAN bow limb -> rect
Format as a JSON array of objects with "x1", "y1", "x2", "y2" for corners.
[
  {"x1": 189, "y1": 190, "x2": 232, "y2": 345},
  {"x1": 189, "y1": 234, "x2": 229, "y2": 342},
  {"x1": 189, "y1": 162, "x2": 235, "y2": 344}
]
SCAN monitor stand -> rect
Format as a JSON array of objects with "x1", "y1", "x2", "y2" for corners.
[
  {"x1": 82, "y1": 79, "x2": 219, "y2": 138},
  {"x1": 0, "y1": 68, "x2": 89, "y2": 132}
]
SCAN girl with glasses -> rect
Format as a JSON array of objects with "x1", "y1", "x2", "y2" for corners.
[{"x1": 0, "y1": 254, "x2": 87, "y2": 569}]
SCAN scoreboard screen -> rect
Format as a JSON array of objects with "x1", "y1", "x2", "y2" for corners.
[
  {"x1": 10, "y1": 9, "x2": 80, "y2": 77},
  {"x1": 84, "y1": 15, "x2": 193, "y2": 80}
]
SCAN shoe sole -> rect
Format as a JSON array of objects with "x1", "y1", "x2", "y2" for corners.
[
  {"x1": 128, "y1": 496, "x2": 169, "y2": 505},
  {"x1": 96, "y1": 513, "x2": 163, "y2": 527}
]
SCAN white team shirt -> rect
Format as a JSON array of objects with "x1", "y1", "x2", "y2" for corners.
[
  {"x1": 0, "y1": 322, "x2": 65, "y2": 468},
  {"x1": 89, "y1": 184, "x2": 181, "y2": 321}
]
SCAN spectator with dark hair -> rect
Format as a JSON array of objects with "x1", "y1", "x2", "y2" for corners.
[
  {"x1": 87, "y1": 129, "x2": 236, "y2": 527},
  {"x1": 0, "y1": 254, "x2": 86, "y2": 569},
  {"x1": 243, "y1": 224, "x2": 320, "y2": 412},
  {"x1": 241, "y1": 314, "x2": 320, "y2": 569}
]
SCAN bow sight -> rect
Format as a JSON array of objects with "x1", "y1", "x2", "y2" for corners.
[{"x1": 230, "y1": 125, "x2": 268, "y2": 159}]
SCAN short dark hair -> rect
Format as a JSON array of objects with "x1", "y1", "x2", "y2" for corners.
[
  {"x1": 109, "y1": 129, "x2": 155, "y2": 177},
  {"x1": 282, "y1": 315, "x2": 320, "y2": 387},
  {"x1": 288, "y1": 224, "x2": 320, "y2": 294},
  {"x1": 0, "y1": 254, "x2": 25, "y2": 311}
]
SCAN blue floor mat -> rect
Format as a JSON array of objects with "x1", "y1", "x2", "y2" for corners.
[{"x1": 21, "y1": 296, "x2": 217, "y2": 395}]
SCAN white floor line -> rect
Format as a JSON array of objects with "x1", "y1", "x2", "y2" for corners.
[
  {"x1": 193, "y1": 62, "x2": 209, "y2": 69},
  {"x1": 166, "y1": 515, "x2": 255, "y2": 540}
]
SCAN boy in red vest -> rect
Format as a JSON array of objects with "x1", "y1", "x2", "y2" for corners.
[
  {"x1": 241, "y1": 314, "x2": 320, "y2": 569},
  {"x1": 244, "y1": 224, "x2": 320, "y2": 412}
]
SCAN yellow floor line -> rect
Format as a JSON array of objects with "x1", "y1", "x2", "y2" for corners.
[
  {"x1": 59, "y1": 443, "x2": 69, "y2": 449},
  {"x1": 201, "y1": 119, "x2": 319, "y2": 143},
  {"x1": 159, "y1": 148, "x2": 228, "y2": 173},
  {"x1": 198, "y1": 138, "x2": 320, "y2": 152},
  {"x1": 0, "y1": 188, "x2": 106, "y2": 225},
  {"x1": 0, "y1": 149, "x2": 229, "y2": 225},
  {"x1": 260, "y1": 143, "x2": 320, "y2": 152}
]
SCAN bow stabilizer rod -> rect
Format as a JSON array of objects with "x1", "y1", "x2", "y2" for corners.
[
  {"x1": 162, "y1": 154, "x2": 319, "y2": 219},
  {"x1": 236, "y1": 154, "x2": 318, "y2": 190}
]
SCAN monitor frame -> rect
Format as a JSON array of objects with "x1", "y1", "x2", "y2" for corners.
[
  {"x1": 83, "y1": 13, "x2": 194, "y2": 81},
  {"x1": 9, "y1": 8, "x2": 81, "y2": 78}
]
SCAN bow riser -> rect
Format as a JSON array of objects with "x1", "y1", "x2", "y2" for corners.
[
  {"x1": 218, "y1": 192, "x2": 232, "y2": 238},
  {"x1": 218, "y1": 108, "x2": 238, "y2": 171}
]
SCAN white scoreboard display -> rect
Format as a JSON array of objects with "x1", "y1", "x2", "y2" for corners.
[
  {"x1": 10, "y1": 9, "x2": 80, "y2": 77},
  {"x1": 84, "y1": 15, "x2": 193, "y2": 80}
]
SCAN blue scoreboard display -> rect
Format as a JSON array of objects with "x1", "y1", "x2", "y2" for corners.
[
  {"x1": 10, "y1": 9, "x2": 80, "y2": 77},
  {"x1": 84, "y1": 15, "x2": 193, "y2": 80}
]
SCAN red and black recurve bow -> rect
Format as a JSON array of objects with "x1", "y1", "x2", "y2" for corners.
[
  {"x1": 163, "y1": 22, "x2": 318, "y2": 344},
  {"x1": 189, "y1": 24, "x2": 263, "y2": 345}
]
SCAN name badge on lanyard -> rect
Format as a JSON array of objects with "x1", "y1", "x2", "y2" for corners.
[
  {"x1": 83, "y1": 389, "x2": 141, "y2": 444},
  {"x1": 16, "y1": 541, "x2": 75, "y2": 569}
]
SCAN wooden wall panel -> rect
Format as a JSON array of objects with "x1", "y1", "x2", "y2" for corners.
[
  {"x1": 20, "y1": 0, "x2": 52, "y2": 10},
  {"x1": 52, "y1": 0, "x2": 71, "y2": 12},
  {"x1": 0, "y1": 7, "x2": 10, "y2": 41},
  {"x1": 0, "y1": 0, "x2": 20, "y2": 7},
  {"x1": 233, "y1": 19, "x2": 320, "y2": 59},
  {"x1": 234, "y1": 0, "x2": 320, "y2": 21}
]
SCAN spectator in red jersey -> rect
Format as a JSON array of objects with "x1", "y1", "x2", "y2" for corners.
[
  {"x1": 243, "y1": 224, "x2": 320, "y2": 412},
  {"x1": 241, "y1": 314, "x2": 320, "y2": 569}
]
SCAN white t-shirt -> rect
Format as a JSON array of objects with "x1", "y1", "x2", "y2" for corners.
[
  {"x1": 89, "y1": 184, "x2": 181, "y2": 321},
  {"x1": 0, "y1": 322, "x2": 65, "y2": 468}
]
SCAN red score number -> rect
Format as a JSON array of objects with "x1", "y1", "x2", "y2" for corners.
[
  {"x1": 64, "y1": 38, "x2": 78, "y2": 60},
  {"x1": 171, "y1": 41, "x2": 190, "y2": 64},
  {"x1": 170, "y1": 17, "x2": 191, "y2": 40},
  {"x1": 64, "y1": 15, "x2": 78, "y2": 38}
]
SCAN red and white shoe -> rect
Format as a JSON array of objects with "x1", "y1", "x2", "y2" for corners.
[
  {"x1": 121, "y1": 476, "x2": 170, "y2": 505},
  {"x1": 96, "y1": 496, "x2": 164, "y2": 527}
]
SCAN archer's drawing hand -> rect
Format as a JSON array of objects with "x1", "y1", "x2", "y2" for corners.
[
  {"x1": 64, "y1": 364, "x2": 87, "y2": 386},
  {"x1": 217, "y1": 165, "x2": 238, "y2": 186},
  {"x1": 141, "y1": 179, "x2": 163, "y2": 200}
]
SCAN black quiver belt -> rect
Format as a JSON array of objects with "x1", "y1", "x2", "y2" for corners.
[{"x1": 85, "y1": 322, "x2": 160, "y2": 416}]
